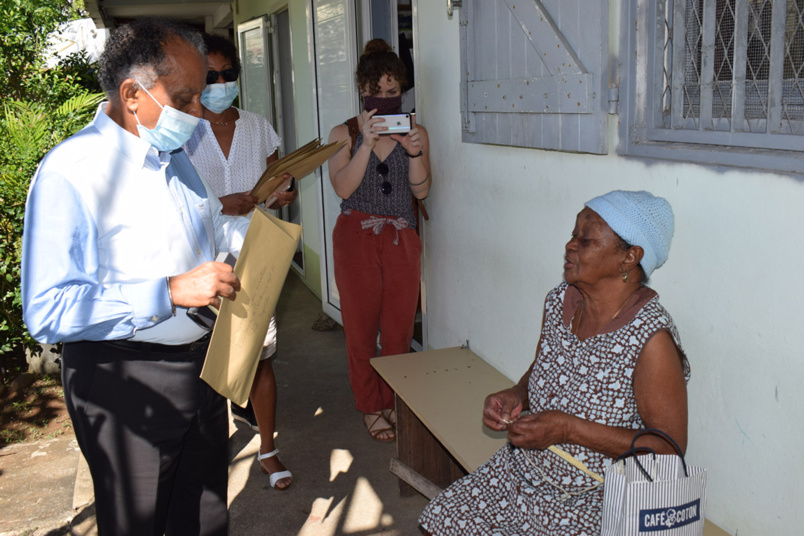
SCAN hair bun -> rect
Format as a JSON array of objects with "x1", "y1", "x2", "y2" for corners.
[{"x1": 362, "y1": 38, "x2": 393, "y2": 56}]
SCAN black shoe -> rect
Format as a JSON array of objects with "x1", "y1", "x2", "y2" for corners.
[{"x1": 231, "y1": 402, "x2": 259, "y2": 432}]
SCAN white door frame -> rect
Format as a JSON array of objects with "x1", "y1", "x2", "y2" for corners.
[
  {"x1": 360, "y1": 0, "x2": 399, "y2": 52},
  {"x1": 312, "y1": 0, "x2": 360, "y2": 325}
]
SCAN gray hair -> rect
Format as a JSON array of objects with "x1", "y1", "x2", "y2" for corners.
[{"x1": 98, "y1": 17, "x2": 205, "y2": 100}]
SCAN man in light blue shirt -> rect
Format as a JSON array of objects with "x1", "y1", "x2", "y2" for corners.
[{"x1": 22, "y1": 18, "x2": 245, "y2": 535}]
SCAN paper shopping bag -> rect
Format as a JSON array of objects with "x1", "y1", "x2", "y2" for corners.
[{"x1": 601, "y1": 429, "x2": 707, "y2": 536}]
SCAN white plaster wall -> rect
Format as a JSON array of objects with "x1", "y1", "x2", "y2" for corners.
[{"x1": 415, "y1": 2, "x2": 804, "y2": 534}]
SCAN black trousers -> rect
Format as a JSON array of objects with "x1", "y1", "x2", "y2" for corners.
[{"x1": 62, "y1": 338, "x2": 228, "y2": 536}]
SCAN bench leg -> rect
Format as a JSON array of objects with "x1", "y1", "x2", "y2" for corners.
[
  {"x1": 389, "y1": 458, "x2": 443, "y2": 500},
  {"x1": 395, "y1": 395, "x2": 467, "y2": 497}
]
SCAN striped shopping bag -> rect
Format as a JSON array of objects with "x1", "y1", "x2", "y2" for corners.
[{"x1": 601, "y1": 429, "x2": 707, "y2": 536}]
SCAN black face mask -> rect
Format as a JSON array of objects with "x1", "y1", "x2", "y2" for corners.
[{"x1": 363, "y1": 95, "x2": 402, "y2": 115}]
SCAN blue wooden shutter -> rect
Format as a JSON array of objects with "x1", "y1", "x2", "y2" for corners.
[{"x1": 460, "y1": 0, "x2": 609, "y2": 154}]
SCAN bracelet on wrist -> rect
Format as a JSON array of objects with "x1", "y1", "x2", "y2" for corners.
[
  {"x1": 406, "y1": 149, "x2": 423, "y2": 158},
  {"x1": 409, "y1": 175, "x2": 430, "y2": 187},
  {"x1": 166, "y1": 276, "x2": 176, "y2": 317}
]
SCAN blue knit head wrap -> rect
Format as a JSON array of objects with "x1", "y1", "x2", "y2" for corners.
[{"x1": 584, "y1": 190, "x2": 674, "y2": 278}]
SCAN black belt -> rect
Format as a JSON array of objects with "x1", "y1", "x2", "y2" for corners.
[{"x1": 103, "y1": 332, "x2": 211, "y2": 355}]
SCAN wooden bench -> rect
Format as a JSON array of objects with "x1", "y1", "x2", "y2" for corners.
[{"x1": 371, "y1": 346, "x2": 729, "y2": 536}]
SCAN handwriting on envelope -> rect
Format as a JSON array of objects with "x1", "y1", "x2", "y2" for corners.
[{"x1": 200, "y1": 207, "x2": 302, "y2": 406}]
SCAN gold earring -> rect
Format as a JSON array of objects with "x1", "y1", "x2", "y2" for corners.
[{"x1": 622, "y1": 271, "x2": 629, "y2": 282}]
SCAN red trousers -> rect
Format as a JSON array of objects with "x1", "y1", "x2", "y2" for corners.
[{"x1": 333, "y1": 210, "x2": 422, "y2": 413}]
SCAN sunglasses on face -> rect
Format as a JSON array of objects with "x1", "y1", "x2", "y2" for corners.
[
  {"x1": 206, "y1": 68, "x2": 239, "y2": 85},
  {"x1": 377, "y1": 162, "x2": 392, "y2": 195}
]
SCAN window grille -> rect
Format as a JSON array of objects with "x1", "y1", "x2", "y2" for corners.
[
  {"x1": 664, "y1": 0, "x2": 804, "y2": 138},
  {"x1": 620, "y1": 0, "x2": 804, "y2": 171}
]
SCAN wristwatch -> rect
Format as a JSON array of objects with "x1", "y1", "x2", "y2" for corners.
[{"x1": 407, "y1": 149, "x2": 423, "y2": 158}]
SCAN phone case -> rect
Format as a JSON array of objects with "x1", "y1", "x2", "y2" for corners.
[{"x1": 376, "y1": 113, "x2": 411, "y2": 135}]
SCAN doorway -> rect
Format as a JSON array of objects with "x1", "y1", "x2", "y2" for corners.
[
  {"x1": 273, "y1": 9, "x2": 304, "y2": 273},
  {"x1": 313, "y1": 0, "x2": 425, "y2": 351},
  {"x1": 236, "y1": 10, "x2": 304, "y2": 273},
  {"x1": 357, "y1": 0, "x2": 415, "y2": 113}
]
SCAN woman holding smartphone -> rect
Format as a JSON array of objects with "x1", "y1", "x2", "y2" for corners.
[{"x1": 327, "y1": 39, "x2": 431, "y2": 443}]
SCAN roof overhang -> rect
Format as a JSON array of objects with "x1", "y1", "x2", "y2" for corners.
[{"x1": 84, "y1": 0, "x2": 233, "y2": 31}]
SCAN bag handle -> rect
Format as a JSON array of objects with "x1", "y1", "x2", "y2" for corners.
[
  {"x1": 626, "y1": 428, "x2": 688, "y2": 480},
  {"x1": 615, "y1": 446, "x2": 657, "y2": 481},
  {"x1": 346, "y1": 116, "x2": 360, "y2": 150}
]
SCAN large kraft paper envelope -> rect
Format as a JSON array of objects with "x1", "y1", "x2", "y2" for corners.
[
  {"x1": 250, "y1": 139, "x2": 346, "y2": 204},
  {"x1": 200, "y1": 208, "x2": 302, "y2": 406}
]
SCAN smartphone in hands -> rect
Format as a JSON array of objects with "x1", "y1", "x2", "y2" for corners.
[
  {"x1": 186, "y1": 252, "x2": 237, "y2": 331},
  {"x1": 375, "y1": 113, "x2": 411, "y2": 135}
]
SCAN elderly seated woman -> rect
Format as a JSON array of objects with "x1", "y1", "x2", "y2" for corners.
[{"x1": 419, "y1": 190, "x2": 689, "y2": 536}]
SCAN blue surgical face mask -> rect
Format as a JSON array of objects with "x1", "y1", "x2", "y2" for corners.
[
  {"x1": 201, "y1": 82, "x2": 239, "y2": 114},
  {"x1": 134, "y1": 79, "x2": 201, "y2": 152}
]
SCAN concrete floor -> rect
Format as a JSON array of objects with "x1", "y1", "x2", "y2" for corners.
[
  {"x1": 0, "y1": 271, "x2": 429, "y2": 536},
  {"x1": 226, "y1": 272, "x2": 429, "y2": 535}
]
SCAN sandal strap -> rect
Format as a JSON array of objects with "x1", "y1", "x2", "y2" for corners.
[
  {"x1": 363, "y1": 412, "x2": 384, "y2": 431},
  {"x1": 364, "y1": 412, "x2": 395, "y2": 439},
  {"x1": 268, "y1": 470, "x2": 293, "y2": 488},
  {"x1": 257, "y1": 448, "x2": 279, "y2": 461},
  {"x1": 384, "y1": 409, "x2": 397, "y2": 427}
]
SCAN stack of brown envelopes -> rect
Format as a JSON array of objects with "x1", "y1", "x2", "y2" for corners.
[{"x1": 250, "y1": 138, "x2": 347, "y2": 207}]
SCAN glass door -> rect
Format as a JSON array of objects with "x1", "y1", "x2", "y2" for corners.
[{"x1": 313, "y1": 0, "x2": 360, "y2": 326}]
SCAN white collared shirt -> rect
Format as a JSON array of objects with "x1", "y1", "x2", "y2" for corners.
[{"x1": 22, "y1": 103, "x2": 250, "y2": 345}]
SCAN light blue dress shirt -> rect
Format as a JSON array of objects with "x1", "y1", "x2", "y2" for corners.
[{"x1": 22, "y1": 103, "x2": 249, "y2": 345}]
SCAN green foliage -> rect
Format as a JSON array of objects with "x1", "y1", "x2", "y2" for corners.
[
  {"x1": 0, "y1": 92, "x2": 104, "y2": 358},
  {"x1": 0, "y1": 0, "x2": 89, "y2": 104},
  {"x1": 0, "y1": 0, "x2": 102, "y2": 363}
]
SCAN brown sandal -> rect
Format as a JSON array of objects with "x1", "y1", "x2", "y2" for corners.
[
  {"x1": 363, "y1": 412, "x2": 396, "y2": 443},
  {"x1": 381, "y1": 408, "x2": 397, "y2": 430}
]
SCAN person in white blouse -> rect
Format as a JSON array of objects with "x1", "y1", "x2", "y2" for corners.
[{"x1": 185, "y1": 33, "x2": 296, "y2": 491}]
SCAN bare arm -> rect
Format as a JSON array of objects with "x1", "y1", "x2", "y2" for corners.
[
  {"x1": 218, "y1": 150, "x2": 294, "y2": 215},
  {"x1": 506, "y1": 330, "x2": 688, "y2": 457},
  {"x1": 327, "y1": 110, "x2": 385, "y2": 199},
  {"x1": 266, "y1": 149, "x2": 278, "y2": 168},
  {"x1": 219, "y1": 193, "x2": 258, "y2": 216},
  {"x1": 391, "y1": 116, "x2": 431, "y2": 199}
]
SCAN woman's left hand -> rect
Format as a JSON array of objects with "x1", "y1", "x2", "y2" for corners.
[
  {"x1": 272, "y1": 187, "x2": 297, "y2": 207},
  {"x1": 391, "y1": 114, "x2": 423, "y2": 157},
  {"x1": 267, "y1": 173, "x2": 297, "y2": 208},
  {"x1": 506, "y1": 410, "x2": 571, "y2": 450}
]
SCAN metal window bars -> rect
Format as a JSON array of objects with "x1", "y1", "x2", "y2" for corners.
[{"x1": 660, "y1": 0, "x2": 804, "y2": 135}]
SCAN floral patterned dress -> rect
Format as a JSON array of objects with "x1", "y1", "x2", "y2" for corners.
[{"x1": 419, "y1": 282, "x2": 690, "y2": 536}]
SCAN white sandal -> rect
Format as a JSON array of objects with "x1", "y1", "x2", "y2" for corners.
[{"x1": 257, "y1": 449, "x2": 293, "y2": 490}]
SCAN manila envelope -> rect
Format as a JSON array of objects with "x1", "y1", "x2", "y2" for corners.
[{"x1": 200, "y1": 207, "x2": 302, "y2": 406}]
